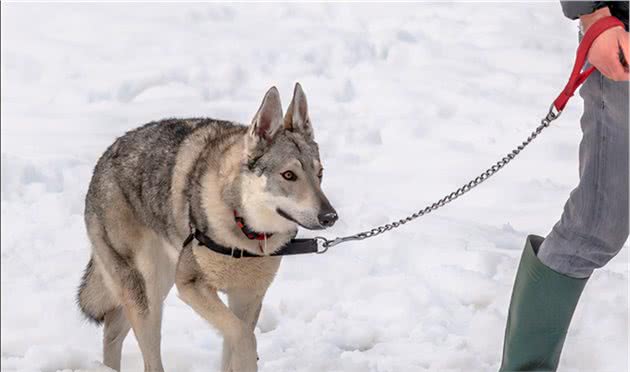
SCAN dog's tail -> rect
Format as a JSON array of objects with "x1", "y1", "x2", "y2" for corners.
[{"x1": 76, "y1": 257, "x2": 116, "y2": 325}]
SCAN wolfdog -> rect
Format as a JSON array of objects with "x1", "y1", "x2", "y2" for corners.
[{"x1": 77, "y1": 83, "x2": 337, "y2": 372}]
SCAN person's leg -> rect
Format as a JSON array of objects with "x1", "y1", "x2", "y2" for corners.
[
  {"x1": 500, "y1": 69, "x2": 628, "y2": 372},
  {"x1": 538, "y1": 69, "x2": 629, "y2": 278},
  {"x1": 500, "y1": 236, "x2": 588, "y2": 372}
]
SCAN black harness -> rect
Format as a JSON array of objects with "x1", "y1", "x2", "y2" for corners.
[{"x1": 182, "y1": 228, "x2": 320, "y2": 258}]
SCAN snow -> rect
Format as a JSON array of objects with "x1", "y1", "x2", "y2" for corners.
[{"x1": 1, "y1": 3, "x2": 628, "y2": 372}]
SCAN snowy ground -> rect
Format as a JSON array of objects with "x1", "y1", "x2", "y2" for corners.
[{"x1": 1, "y1": 3, "x2": 628, "y2": 372}]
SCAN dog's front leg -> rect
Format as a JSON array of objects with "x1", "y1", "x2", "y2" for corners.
[
  {"x1": 176, "y1": 263, "x2": 257, "y2": 371},
  {"x1": 224, "y1": 289, "x2": 265, "y2": 368},
  {"x1": 222, "y1": 329, "x2": 257, "y2": 372},
  {"x1": 177, "y1": 281, "x2": 257, "y2": 371}
]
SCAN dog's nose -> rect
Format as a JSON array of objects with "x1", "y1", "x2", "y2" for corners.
[{"x1": 318, "y1": 211, "x2": 338, "y2": 227}]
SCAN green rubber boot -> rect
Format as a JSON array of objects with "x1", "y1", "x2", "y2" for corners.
[{"x1": 499, "y1": 235, "x2": 588, "y2": 372}]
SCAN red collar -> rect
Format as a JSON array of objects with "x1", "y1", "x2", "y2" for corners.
[{"x1": 234, "y1": 210, "x2": 273, "y2": 241}]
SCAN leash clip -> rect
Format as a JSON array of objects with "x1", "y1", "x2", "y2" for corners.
[
  {"x1": 314, "y1": 236, "x2": 331, "y2": 254},
  {"x1": 546, "y1": 104, "x2": 562, "y2": 124},
  {"x1": 314, "y1": 235, "x2": 363, "y2": 253}
]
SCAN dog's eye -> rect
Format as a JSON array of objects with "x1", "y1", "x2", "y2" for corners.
[
  {"x1": 282, "y1": 171, "x2": 297, "y2": 181},
  {"x1": 317, "y1": 169, "x2": 323, "y2": 179}
]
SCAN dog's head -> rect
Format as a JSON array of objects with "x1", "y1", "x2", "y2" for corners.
[{"x1": 240, "y1": 83, "x2": 337, "y2": 233}]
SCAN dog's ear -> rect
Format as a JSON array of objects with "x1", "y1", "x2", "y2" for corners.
[
  {"x1": 248, "y1": 86, "x2": 283, "y2": 146},
  {"x1": 283, "y1": 83, "x2": 313, "y2": 140}
]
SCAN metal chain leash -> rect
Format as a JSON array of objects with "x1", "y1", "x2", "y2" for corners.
[{"x1": 315, "y1": 105, "x2": 563, "y2": 253}]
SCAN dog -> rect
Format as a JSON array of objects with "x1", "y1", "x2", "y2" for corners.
[{"x1": 77, "y1": 83, "x2": 338, "y2": 372}]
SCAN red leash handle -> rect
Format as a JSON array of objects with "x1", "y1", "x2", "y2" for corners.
[{"x1": 553, "y1": 16, "x2": 624, "y2": 112}]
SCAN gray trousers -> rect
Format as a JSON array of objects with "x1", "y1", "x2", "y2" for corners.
[{"x1": 538, "y1": 68, "x2": 629, "y2": 279}]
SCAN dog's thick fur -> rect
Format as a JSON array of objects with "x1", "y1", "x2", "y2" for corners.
[{"x1": 77, "y1": 84, "x2": 336, "y2": 372}]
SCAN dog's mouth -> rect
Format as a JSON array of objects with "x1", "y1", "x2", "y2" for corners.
[{"x1": 276, "y1": 208, "x2": 325, "y2": 231}]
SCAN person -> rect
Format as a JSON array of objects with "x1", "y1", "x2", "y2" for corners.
[{"x1": 499, "y1": 2, "x2": 629, "y2": 371}]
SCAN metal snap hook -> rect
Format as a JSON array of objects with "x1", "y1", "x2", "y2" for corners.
[
  {"x1": 546, "y1": 104, "x2": 563, "y2": 123},
  {"x1": 314, "y1": 236, "x2": 330, "y2": 254}
]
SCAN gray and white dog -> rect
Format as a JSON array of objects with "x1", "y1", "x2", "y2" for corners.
[{"x1": 77, "y1": 83, "x2": 337, "y2": 372}]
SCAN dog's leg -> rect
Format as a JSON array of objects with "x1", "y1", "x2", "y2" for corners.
[
  {"x1": 89, "y1": 231, "x2": 164, "y2": 372},
  {"x1": 228, "y1": 290, "x2": 264, "y2": 331},
  {"x1": 85, "y1": 180, "x2": 177, "y2": 372},
  {"x1": 103, "y1": 307, "x2": 131, "y2": 371},
  {"x1": 94, "y1": 251, "x2": 166, "y2": 372},
  {"x1": 124, "y1": 239, "x2": 175, "y2": 372},
  {"x1": 176, "y1": 250, "x2": 257, "y2": 372},
  {"x1": 178, "y1": 283, "x2": 257, "y2": 372},
  {"x1": 123, "y1": 299, "x2": 165, "y2": 372},
  {"x1": 224, "y1": 290, "x2": 265, "y2": 368}
]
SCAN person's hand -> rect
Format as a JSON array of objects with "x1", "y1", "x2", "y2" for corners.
[{"x1": 580, "y1": 7, "x2": 629, "y2": 81}]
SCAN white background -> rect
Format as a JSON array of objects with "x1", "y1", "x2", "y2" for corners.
[{"x1": 2, "y1": 3, "x2": 628, "y2": 371}]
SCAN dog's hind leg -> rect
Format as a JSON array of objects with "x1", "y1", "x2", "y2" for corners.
[
  {"x1": 123, "y1": 297, "x2": 165, "y2": 372},
  {"x1": 121, "y1": 236, "x2": 175, "y2": 372},
  {"x1": 103, "y1": 307, "x2": 131, "y2": 371},
  {"x1": 87, "y1": 216, "x2": 173, "y2": 371},
  {"x1": 77, "y1": 256, "x2": 130, "y2": 371},
  {"x1": 109, "y1": 247, "x2": 171, "y2": 372},
  {"x1": 92, "y1": 241, "x2": 166, "y2": 372}
]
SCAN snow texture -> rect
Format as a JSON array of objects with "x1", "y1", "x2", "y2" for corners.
[{"x1": 1, "y1": 3, "x2": 628, "y2": 372}]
